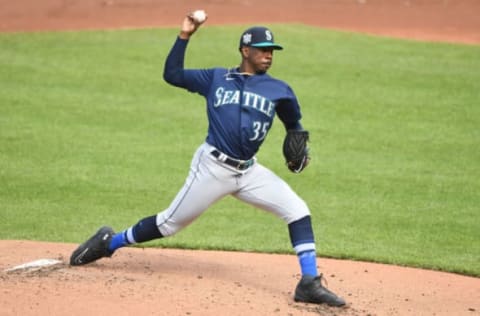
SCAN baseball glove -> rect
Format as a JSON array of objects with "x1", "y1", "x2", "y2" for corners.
[{"x1": 283, "y1": 130, "x2": 310, "y2": 173}]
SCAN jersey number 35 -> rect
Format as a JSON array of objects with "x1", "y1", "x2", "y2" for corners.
[{"x1": 250, "y1": 121, "x2": 270, "y2": 141}]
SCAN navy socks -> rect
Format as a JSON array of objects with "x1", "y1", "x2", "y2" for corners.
[
  {"x1": 288, "y1": 216, "x2": 318, "y2": 277},
  {"x1": 108, "y1": 215, "x2": 163, "y2": 252}
]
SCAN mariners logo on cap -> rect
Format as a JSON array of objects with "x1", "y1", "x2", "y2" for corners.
[
  {"x1": 242, "y1": 33, "x2": 252, "y2": 45},
  {"x1": 265, "y1": 30, "x2": 272, "y2": 41}
]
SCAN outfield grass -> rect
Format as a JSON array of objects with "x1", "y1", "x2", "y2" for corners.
[{"x1": 1, "y1": 25, "x2": 479, "y2": 276}]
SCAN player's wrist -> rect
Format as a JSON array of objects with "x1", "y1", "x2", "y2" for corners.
[{"x1": 179, "y1": 31, "x2": 192, "y2": 40}]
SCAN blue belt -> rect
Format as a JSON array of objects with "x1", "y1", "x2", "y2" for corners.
[{"x1": 210, "y1": 150, "x2": 254, "y2": 171}]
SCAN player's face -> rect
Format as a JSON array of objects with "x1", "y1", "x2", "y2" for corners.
[{"x1": 244, "y1": 47, "x2": 274, "y2": 74}]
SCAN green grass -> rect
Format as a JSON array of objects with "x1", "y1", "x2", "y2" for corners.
[{"x1": 1, "y1": 25, "x2": 479, "y2": 276}]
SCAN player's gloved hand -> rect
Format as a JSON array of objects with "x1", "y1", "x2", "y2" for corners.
[{"x1": 283, "y1": 130, "x2": 310, "y2": 173}]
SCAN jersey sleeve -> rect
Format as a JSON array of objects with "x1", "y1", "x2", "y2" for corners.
[
  {"x1": 163, "y1": 36, "x2": 214, "y2": 96},
  {"x1": 275, "y1": 85, "x2": 303, "y2": 129},
  {"x1": 182, "y1": 69, "x2": 214, "y2": 96}
]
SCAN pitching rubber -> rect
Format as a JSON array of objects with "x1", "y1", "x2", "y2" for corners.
[{"x1": 4, "y1": 258, "x2": 64, "y2": 273}]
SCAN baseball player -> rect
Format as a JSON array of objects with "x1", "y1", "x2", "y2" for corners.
[{"x1": 70, "y1": 11, "x2": 345, "y2": 307}]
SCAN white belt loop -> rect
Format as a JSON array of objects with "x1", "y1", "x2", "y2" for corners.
[{"x1": 218, "y1": 153, "x2": 228, "y2": 162}]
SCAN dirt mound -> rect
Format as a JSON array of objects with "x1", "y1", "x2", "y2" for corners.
[{"x1": 1, "y1": 241, "x2": 479, "y2": 315}]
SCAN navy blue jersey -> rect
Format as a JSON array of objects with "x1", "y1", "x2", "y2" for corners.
[{"x1": 164, "y1": 37, "x2": 303, "y2": 160}]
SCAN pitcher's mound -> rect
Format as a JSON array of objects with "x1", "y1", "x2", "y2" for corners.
[{"x1": 0, "y1": 240, "x2": 478, "y2": 315}]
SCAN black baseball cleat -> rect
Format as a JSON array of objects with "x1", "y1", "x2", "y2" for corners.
[
  {"x1": 70, "y1": 226, "x2": 115, "y2": 266},
  {"x1": 294, "y1": 274, "x2": 346, "y2": 307}
]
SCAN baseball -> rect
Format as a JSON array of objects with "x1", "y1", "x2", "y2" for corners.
[{"x1": 192, "y1": 10, "x2": 207, "y2": 23}]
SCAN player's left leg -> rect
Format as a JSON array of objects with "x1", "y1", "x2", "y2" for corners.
[
  {"x1": 233, "y1": 163, "x2": 345, "y2": 306},
  {"x1": 232, "y1": 163, "x2": 316, "y2": 273}
]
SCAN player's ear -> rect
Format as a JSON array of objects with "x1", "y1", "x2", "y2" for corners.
[{"x1": 240, "y1": 46, "x2": 249, "y2": 58}]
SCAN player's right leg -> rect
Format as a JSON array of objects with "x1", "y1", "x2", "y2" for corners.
[{"x1": 70, "y1": 143, "x2": 237, "y2": 266}]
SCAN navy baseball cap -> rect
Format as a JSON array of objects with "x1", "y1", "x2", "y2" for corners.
[{"x1": 239, "y1": 26, "x2": 283, "y2": 50}]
